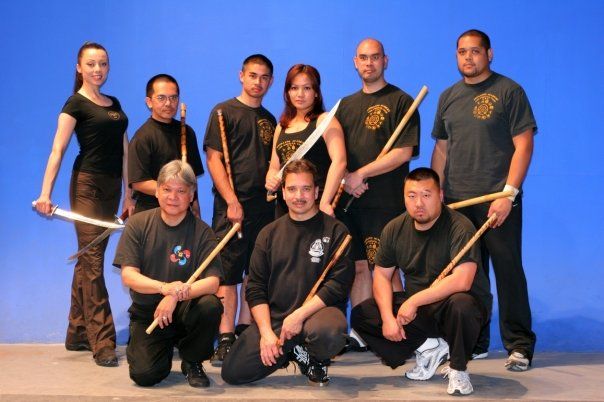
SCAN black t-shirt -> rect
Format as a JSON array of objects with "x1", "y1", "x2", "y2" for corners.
[
  {"x1": 246, "y1": 211, "x2": 354, "y2": 322},
  {"x1": 374, "y1": 207, "x2": 490, "y2": 309},
  {"x1": 61, "y1": 93, "x2": 129, "y2": 177},
  {"x1": 431, "y1": 72, "x2": 537, "y2": 198},
  {"x1": 336, "y1": 84, "x2": 420, "y2": 210},
  {"x1": 113, "y1": 209, "x2": 223, "y2": 306},
  {"x1": 203, "y1": 98, "x2": 276, "y2": 202},
  {"x1": 276, "y1": 118, "x2": 331, "y2": 190},
  {"x1": 128, "y1": 117, "x2": 204, "y2": 210}
]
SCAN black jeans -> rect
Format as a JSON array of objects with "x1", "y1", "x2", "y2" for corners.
[
  {"x1": 126, "y1": 295, "x2": 223, "y2": 386},
  {"x1": 67, "y1": 170, "x2": 120, "y2": 354},
  {"x1": 221, "y1": 306, "x2": 347, "y2": 385},
  {"x1": 448, "y1": 197, "x2": 536, "y2": 360},
  {"x1": 352, "y1": 292, "x2": 487, "y2": 371}
]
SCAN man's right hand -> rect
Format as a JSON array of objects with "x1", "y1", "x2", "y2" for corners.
[
  {"x1": 259, "y1": 330, "x2": 283, "y2": 366},
  {"x1": 227, "y1": 199, "x2": 244, "y2": 225},
  {"x1": 382, "y1": 315, "x2": 405, "y2": 342},
  {"x1": 265, "y1": 175, "x2": 281, "y2": 193}
]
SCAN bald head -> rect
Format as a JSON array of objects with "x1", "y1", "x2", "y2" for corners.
[
  {"x1": 356, "y1": 38, "x2": 385, "y2": 56},
  {"x1": 353, "y1": 38, "x2": 388, "y2": 90}
]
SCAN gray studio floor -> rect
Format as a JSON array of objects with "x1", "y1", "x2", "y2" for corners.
[{"x1": 0, "y1": 344, "x2": 602, "y2": 401}]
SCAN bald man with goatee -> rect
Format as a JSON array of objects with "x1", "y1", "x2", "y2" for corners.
[{"x1": 335, "y1": 39, "x2": 420, "y2": 350}]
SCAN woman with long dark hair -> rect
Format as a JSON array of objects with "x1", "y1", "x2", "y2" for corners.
[
  {"x1": 35, "y1": 42, "x2": 133, "y2": 367},
  {"x1": 265, "y1": 64, "x2": 345, "y2": 217}
]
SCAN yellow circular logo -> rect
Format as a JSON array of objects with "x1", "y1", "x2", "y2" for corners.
[
  {"x1": 107, "y1": 111, "x2": 120, "y2": 120},
  {"x1": 473, "y1": 93, "x2": 499, "y2": 120},
  {"x1": 364, "y1": 105, "x2": 390, "y2": 130},
  {"x1": 257, "y1": 119, "x2": 275, "y2": 145}
]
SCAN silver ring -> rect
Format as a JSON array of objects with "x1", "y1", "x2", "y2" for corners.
[{"x1": 162, "y1": 316, "x2": 167, "y2": 320}]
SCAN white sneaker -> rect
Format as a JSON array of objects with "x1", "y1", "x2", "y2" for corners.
[
  {"x1": 505, "y1": 351, "x2": 529, "y2": 371},
  {"x1": 405, "y1": 338, "x2": 449, "y2": 381},
  {"x1": 442, "y1": 366, "x2": 474, "y2": 396},
  {"x1": 471, "y1": 351, "x2": 489, "y2": 360}
]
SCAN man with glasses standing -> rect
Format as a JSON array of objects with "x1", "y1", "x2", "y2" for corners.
[
  {"x1": 336, "y1": 39, "x2": 420, "y2": 349},
  {"x1": 129, "y1": 74, "x2": 205, "y2": 215}
]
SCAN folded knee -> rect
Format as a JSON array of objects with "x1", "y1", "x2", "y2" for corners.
[{"x1": 130, "y1": 368, "x2": 169, "y2": 387}]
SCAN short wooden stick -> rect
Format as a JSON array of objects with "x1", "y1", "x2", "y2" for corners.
[{"x1": 447, "y1": 191, "x2": 514, "y2": 210}]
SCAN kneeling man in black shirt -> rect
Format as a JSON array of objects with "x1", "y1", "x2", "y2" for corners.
[
  {"x1": 222, "y1": 160, "x2": 354, "y2": 386},
  {"x1": 351, "y1": 167, "x2": 490, "y2": 396},
  {"x1": 114, "y1": 160, "x2": 223, "y2": 388}
]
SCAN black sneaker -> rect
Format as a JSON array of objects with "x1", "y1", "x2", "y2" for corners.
[
  {"x1": 181, "y1": 360, "x2": 210, "y2": 388},
  {"x1": 289, "y1": 344, "x2": 330, "y2": 386},
  {"x1": 94, "y1": 347, "x2": 118, "y2": 367},
  {"x1": 210, "y1": 332, "x2": 235, "y2": 367}
]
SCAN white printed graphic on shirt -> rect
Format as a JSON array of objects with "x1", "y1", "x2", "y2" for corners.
[{"x1": 309, "y1": 239, "x2": 324, "y2": 263}]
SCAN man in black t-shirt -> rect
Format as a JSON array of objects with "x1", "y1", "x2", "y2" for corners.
[
  {"x1": 351, "y1": 168, "x2": 489, "y2": 396},
  {"x1": 431, "y1": 29, "x2": 537, "y2": 370},
  {"x1": 222, "y1": 160, "x2": 354, "y2": 386},
  {"x1": 203, "y1": 54, "x2": 276, "y2": 365},
  {"x1": 129, "y1": 74, "x2": 204, "y2": 215},
  {"x1": 114, "y1": 161, "x2": 223, "y2": 388},
  {"x1": 335, "y1": 39, "x2": 420, "y2": 327}
]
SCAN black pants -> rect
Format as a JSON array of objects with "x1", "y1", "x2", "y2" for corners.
[
  {"x1": 351, "y1": 292, "x2": 487, "y2": 371},
  {"x1": 221, "y1": 307, "x2": 347, "y2": 385},
  {"x1": 68, "y1": 170, "x2": 120, "y2": 355},
  {"x1": 126, "y1": 295, "x2": 223, "y2": 387},
  {"x1": 212, "y1": 196, "x2": 274, "y2": 285},
  {"x1": 449, "y1": 197, "x2": 536, "y2": 360}
]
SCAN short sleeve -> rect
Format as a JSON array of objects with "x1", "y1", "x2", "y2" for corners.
[{"x1": 203, "y1": 107, "x2": 223, "y2": 153}]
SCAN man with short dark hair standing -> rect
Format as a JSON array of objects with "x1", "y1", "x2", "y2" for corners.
[
  {"x1": 431, "y1": 29, "x2": 537, "y2": 371},
  {"x1": 128, "y1": 74, "x2": 204, "y2": 215},
  {"x1": 204, "y1": 54, "x2": 277, "y2": 365}
]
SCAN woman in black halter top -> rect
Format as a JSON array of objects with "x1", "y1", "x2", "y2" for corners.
[{"x1": 265, "y1": 64, "x2": 346, "y2": 217}]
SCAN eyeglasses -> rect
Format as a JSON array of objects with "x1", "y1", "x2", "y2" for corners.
[
  {"x1": 357, "y1": 54, "x2": 383, "y2": 62},
  {"x1": 154, "y1": 95, "x2": 179, "y2": 103}
]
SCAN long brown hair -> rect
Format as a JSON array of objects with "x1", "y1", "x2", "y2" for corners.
[
  {"x1": 279, "y1": 64, "x2": 325, "y2": 129},
  {"x1": 73, "y1": 42, "x2": 108, "y2": 94}
]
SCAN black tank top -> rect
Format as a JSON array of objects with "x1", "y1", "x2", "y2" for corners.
[{"x1": 275, "y1": 119, "x2": 331, "y2": 188}]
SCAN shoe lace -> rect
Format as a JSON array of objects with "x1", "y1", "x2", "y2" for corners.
[
  {"x1": 187, "y1": 362, "x2": 204, "y2": 377},
  {"x1": 441, "y1": 366, "x2": 469, "y2": 384},
  {"x1": 307, "y1": 360, "x2": 328, "y2": 381}
]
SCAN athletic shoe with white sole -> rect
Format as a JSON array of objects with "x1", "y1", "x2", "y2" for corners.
[
  {"x1": 405, "y1": 337, "x2": 449, "y2": 381},
  {"x1": 505, "y1": 350, "x2": 530, "y2": 371},
  {"x1": 471, "y1": 351, "x2": 489, "y2": 360},
  {"x1": 442, "y1": 366, "x2": 474, "y2": 396}
]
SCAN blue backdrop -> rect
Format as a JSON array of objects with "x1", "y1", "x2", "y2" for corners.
[{"x1": 1, "y1": 0, "x2": 602, "y2": 352}]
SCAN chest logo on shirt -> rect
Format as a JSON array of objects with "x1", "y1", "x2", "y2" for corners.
[
  {"x1": 364, "y1": 104, "x2": 390, "y2": 130},
  {"x1": 170, "y1": 245, "x2": 191, "y2": 266},
  {"x1": 107, "y1": 111, "x2": 120, "y2": 120},
  {"x1": 473, "y1": 93, "x2": 499, "y2": 120},
  {"x1": 364, "y1": 236, "x2": 380, "y2": 264},
  {"x1": 309, "y1": 238, "x2": 326, "y2": 263},
  {"x1": 277, "y1": 139, "x2": 303, "y2": 162},
  {"x1": 257, "y1": 119, "x2": 275, "y2": 146}
]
